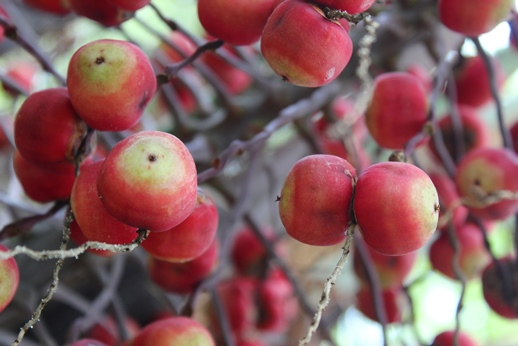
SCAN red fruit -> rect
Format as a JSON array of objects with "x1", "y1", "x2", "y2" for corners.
[
  {"x1": 141, "y1": 188, "x2": 218, "y2": 262},
  {"x1": 201, "y1": 44, "x2": 252, "y2": 95},
  {"x1": 231, "y1": 226, "x2": 276, "y2": 275},
  {"x1": 0, "y1": 243, "x2": 19, "y2": 313},
  {"x1": 0, "y1": 7, "x2": 9, "y2": 42},
  {"x1": 148, "y1": 239, "x2": 218, "y2": 294},
  {"x1": 67, "y1": 39, "x2": 157, "y2": 131},
  {"x1": 87, "y1": 316, "x2": 140, "y2": 346},
  {"x1": 261, "y1": 0, "x2": 353, "y2": 87},
  {"x1": 313, "y1": 0, "x2": 375, "y2": 14},
  {"x1": 438, "y1": 0, "x2": 514, "y2": 37},
  {"x1": 453, "y1": 55, "x2": 505, "y2": 108},
  {"x1": 97, "y1": 131, "x2": 198, "y2": 232},
  {"x1": 365, "y1": 72, "x2": 429, "y2": 149},
  {"x1": 23, "y1": 0, "x2": 70, "y2": 14},
  {"x1": 429, "y1": 222, "x2": 491, "y2": 280},
  {"x1": 353, "y1": 237, "x2": 417, "y2": 289},
  {"x1": 429, "y1": 106, "x2": 491, "y2": 163},
  {"x1": 13, "y1": 150, "x2": 86, "y2": 203},
  {"x1": 14, "y1": 87, "x2": 89, "y2": 164},
  {"x1": 198, "y1": 0, "x2": 276, "y2": 46},
  {"x1": 71, "y1": 160, "x2": 138, "y2": 245},
  {"x1": 429, "y1": 173, "x2": 468, "y2": 233},
  {"x1": 455, "y1": 147, "x2": 518, "y2": 221},
  {"x1": 356, "y1": 286, "x2": 405, "y2": 324},
  {"x1": 68, "y1": 0, "x2": 133, "y2": 26},
  {"x1": 406, "y1": 64, "x2": 433, "y2": 93},
  {"x1": 108, "y1": 0, "x2": 150, "y2": 11},
  {"x1": 278, "y1": 154, "x2": 356, "y2": 246},
  {"x1": 2, "y1": 62, "x2": 37, "y2": 96},
  {"x1": 127, "y1": 317, "x2": 215, "y2": 346},
  {"x1": 481, "y1": 256, "x2": 518, "y2": 319},
  {"x1": 256, "y1": 269, "x2": 297, "y2": 332},
  {"x1": 353, "y1": 162, "x2": 440, "y2": 255},
  {"x1": 431, "y1": 330, "x2": 479, "y2": 346},
  {"x1": 69, "y1": 218, "x2": 113, "y2": 257},
  {"x1": 215, "y1": 277, "x2": 258, "y2": 334}
]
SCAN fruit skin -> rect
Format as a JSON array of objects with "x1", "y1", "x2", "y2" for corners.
[
  {"x1": 14, "y1": 87, "x2": 88, "y2": 164},
  {"x1": 13, "y1": 150, "x2": 91, "y2": 203},
  {"x1": 429, "y1": 222, "x2": 491, "y2": 281},
  {"x1": 87, "y1": 316, "x2": 140, "y2": 346},
  {"x1": 67, "y1": 39, "x2": 157, "y2": 131},
  {"x1": 108, "y1": 0, "x2": 150, "y2": 11},
  {"x1": 71, "y1": 160, "x2": 138, "y2": 245},
  {"x1": 2, "y1": 62, "x2": 37, "y2": 96},
  {"x1": 356, "y1": 286, "x2": 404, "y2": 324},
  {"x1": 68, "y1": 0, "x2": 133, "y2": 26},
  {"x1": 148, "y1": 239, "x2": 218, "y2": 294},
  {"x1": 353, "y1": 237, "x2": 417, "y2": 289},
  {"x1": 69, "y1": 218, "x2": 114, "y2": 257},
  {"x1": 313, "y1": 0, "x2": 375, "y2": 14},
  {"x1": 353, "y1": 161, "x2": 440, "y2": 255},
  {"x1": 0, "y1": 243, "x2": 19, "y2": 313},
  {"x1": 215, "y1": 277, "x2": 258, "y2": 334},
  {"x1": 141, "y1": 188, "x2": 219, "y2": 262},
  {"x1": 453, "y1": 55, "x2": 505, "y2": 108},
  {"x1": 261, "y1": 0, "x2": 353, "y2": 87},
  {"x1": 278, "y1": 154, "x2": 356, "y2": 246},
  {"x1": 429, "y1": 173, "x2": 468, "y2": 233},
  {"x1": 365, "y1": 72, "x2": 429, "y2": 149},
  {"x1": 97, "y1": 131, "x2": 197, "y2": 232},
  {"x1": 127, "y1": 317, "x2": 215, "y2": 346},
  {"x1": 438, "y1": 0, "x2": 514, "y2": 37},
  {"x1": 428, "y1": 106, "x2": 491, "y2": 163},
  {"x1": 198, "y1": 0, "x2": 276, "y2": 46},
  {"x1": 455, "y1": 147, "x2": 518, "y2": 221},
  {"x1": 481, "y1": 256, "x2": 518, "y2": 319},
  {"x1": 431, "y1": 330, "x2": 479, "y2": 346}
]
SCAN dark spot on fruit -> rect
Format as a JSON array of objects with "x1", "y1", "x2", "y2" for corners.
[
  {"x1": 148, "y1": 154, "x2": 157, "y2": 162},
  {"x1": 281, "y1": 75, "x2": 289, "y2": 83},
  {"x1": 95, "y1": 56, "x2": 105, "y2": 65},
  {"x1": 474, "y1": 178, "x2": 481, "y2": 186},
  {"x1": 434, "y1": 204, "x2": 440, "y2": 212}
]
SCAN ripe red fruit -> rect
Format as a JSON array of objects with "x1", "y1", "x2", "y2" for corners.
[
  {"x1": 231, "y1": 226, "x2": 277, "y2": 275},
  {"x1": 14, "y1": 87, "x2": 89, "y2": 164},
  {"x1": 353, "y1": 237, "x2": 417, "y2": 289},
  {"x1": 455, "y1": 147, "x2": 518, "y2": 221},
  {"x1": 97, "y1": 131, "x2": 198, "y2": 232},
  {"x1": 313, "y1": 0, "x2": 375, "y2": 14},
  {"x1": 355, "y1": 286, "x2": 405, "y2": 324},
  {"x1": 431, "y1": 330, "x2": 479, "y2": 346},
  {"x1": 278, "y1": 154, "x2": 356, "y2": 246},
  {"x1": 201, "y1": 44, "x2": 252, "y2": 95},
  {"x1": 429, "y1": 173, "x2": 468, "y2": 233},
  {"x1": 127, "y1": 317, "x2": 215, "y2": 346},
  {"x1": 71, "y1": 160, "x2": 138, "y2": 245},
  {"x1": 365, "y1": 72, "x2": 429, "y2": 149},
  {"x1": 198, "y1": 0, "x2": 276, "y2": 46},
  {"x1": 108, "y1": 0, "x2": 150, "y2": 11},
  {"x1": 453, "y1": 55, "x2": 505, "y2": 108},
  {"x1": 13, "y1": 150, "x2": 91, "y2": 203},
  {"x1": 438, "y1": 0, "x2": 514, "y2": 37},
  {"x1": 148, "y1": 239, "x2": 218, "y2": 294},
  {"x1": 256, "y1": 269, "x2": 297, "y2": 332},
  {"x1": 481, "y1": 256, "x2": 518, "y2": 319},
  {"x1": 87, "y1": 316, "x2": 140, "y2": 346},
  {"x1": 0, "y1": 243, "x2": 19, "y2": 313},
  {"x1": 68, "y1": 0, "x2": 133, "y2": 26},
  {"x1": 429, "y1": 222, "x2": 491, "y2": 280},
  {"x1": 67, "y1": 39, "x2": 157, "y2": 131},
  {"x1": 1, "y1": 62, "x2": 37, "y2": 96},
  {"x1": 353, "y1": 162, "x2": 440, "y2": 255},
  {"x1": 261, "y1": 0, "x2": 353, "y2": 87},
  {"x1": 428, "y1": 106, "x2": 491, "y2": 163},
  {"x1": 141, "y1": 188, "x2": 219, "y2": 262}
]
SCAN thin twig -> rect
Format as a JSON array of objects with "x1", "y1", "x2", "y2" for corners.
[{"x1": 298, "y1": 224, "x2": 355, "y2": 346}]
